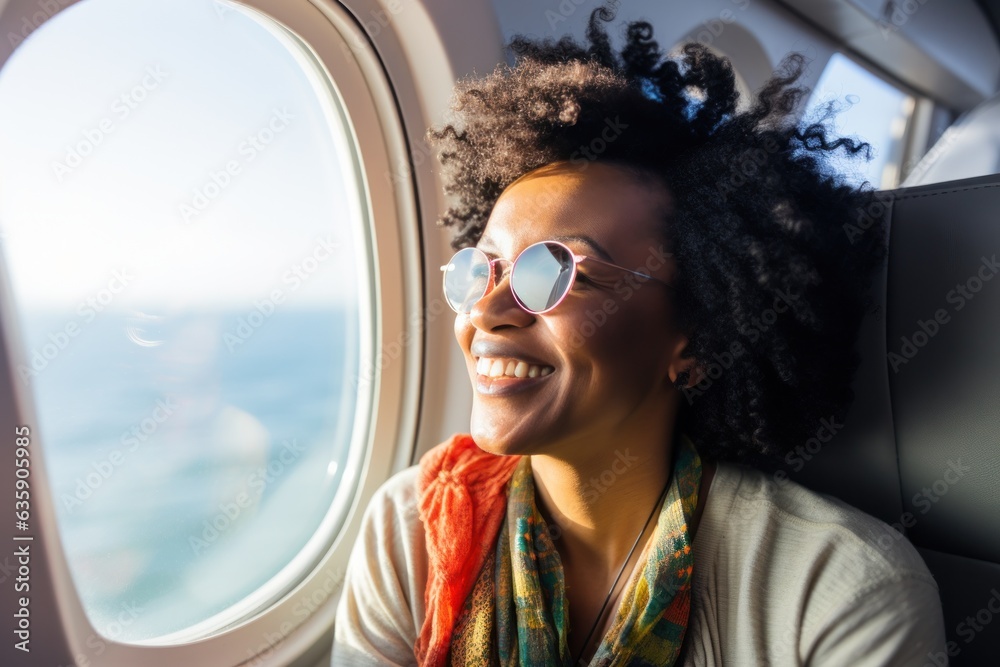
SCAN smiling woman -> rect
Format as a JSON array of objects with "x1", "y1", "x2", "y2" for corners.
[{"x1": 331, "y1": 4, "x2": 945, "y2": 666}]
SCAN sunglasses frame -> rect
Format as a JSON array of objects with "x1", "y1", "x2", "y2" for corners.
[{"x1": 440, "y1": 240, "x2": 671, "y2": 315}]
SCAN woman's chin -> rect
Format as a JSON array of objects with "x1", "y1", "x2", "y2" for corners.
[
  {"x1": 470, "y1": 433, "x2": 514, "y2": 456},
  {"x1": 470, "y1": 422, "x2": 532, "y2": 457}
]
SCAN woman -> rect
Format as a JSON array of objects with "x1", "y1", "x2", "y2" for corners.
[{"x1": 333, "y1": 6, "x2": 945, "y2": 665}]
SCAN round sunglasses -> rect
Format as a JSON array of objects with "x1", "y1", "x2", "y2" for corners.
[{"x1": 440, "y1": 240, "x2": 671, "y2": 314}]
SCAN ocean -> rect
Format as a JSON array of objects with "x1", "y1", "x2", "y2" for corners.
[{"x1": 18, "y1": 306, "x2": 359, "y2": 640}]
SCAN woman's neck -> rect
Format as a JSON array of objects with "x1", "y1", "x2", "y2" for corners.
[
  {"x1": 526, "y1": 409, "x2": 716, "y2": 663},
  {"x1": 530, "y1": 447, "x2": 670, "y2": 573},
  {"x1": 527, "y1": 401, "x2": 689, "y2": 571},
  {"x1": 530, "y1": 444, "x2": 715, "y2": 568}
]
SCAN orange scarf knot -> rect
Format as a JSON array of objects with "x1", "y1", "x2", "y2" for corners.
[{"x1": 415, "y1": 434, "x2": 521, "y2": 666}]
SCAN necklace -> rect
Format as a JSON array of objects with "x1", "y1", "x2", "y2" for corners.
[{"x1": 571, "y1": 477, "x2": 672, "y2": 666}]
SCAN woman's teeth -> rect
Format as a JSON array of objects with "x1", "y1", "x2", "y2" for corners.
[{"x1": 476, "y1": 357, "x2": 554, "y2": 378}]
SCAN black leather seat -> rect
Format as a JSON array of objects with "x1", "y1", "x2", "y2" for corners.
[{"x1": 771, "y1": 172, "x2": 1000, "y2": 665}]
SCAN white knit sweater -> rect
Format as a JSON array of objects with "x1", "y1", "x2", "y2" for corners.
[{"x1": 332, "y1": 460, "x2": 945, "y2": 666}]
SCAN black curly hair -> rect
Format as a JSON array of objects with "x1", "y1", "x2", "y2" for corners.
[{"x1": 425, "y1": 5, "x2": 887, "y2": 464}]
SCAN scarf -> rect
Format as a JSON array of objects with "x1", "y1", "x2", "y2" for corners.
[{"x1": 416, "y1": 434, "x2": 701, "y2": 666}]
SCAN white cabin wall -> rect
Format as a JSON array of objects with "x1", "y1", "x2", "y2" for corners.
[
  {"x1": 778, "y1": 0, "x2": 1000, "y2": 109},
  {"x1": 880, "y1": 0, "x2": 999, "y2": 100},
  {"x1": 490, "y1": 0, "x2": 842, "y2": 104}
]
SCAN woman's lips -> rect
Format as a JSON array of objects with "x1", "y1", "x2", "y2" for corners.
[
  {"x1": 474, "y1": 370, "x2": 554, "y2": 396},
  {"x1": 475, "y1": 356, "x2": 554, "y2": 378},
  {"x1": 473, "y1": 356, "x2": 555, "y2": 396}
]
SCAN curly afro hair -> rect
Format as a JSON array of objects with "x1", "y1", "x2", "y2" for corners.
[{"x1": 425, "y1": 4, "x2": 887, "y2": 464}]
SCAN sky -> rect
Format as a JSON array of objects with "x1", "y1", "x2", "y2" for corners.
[{"x1": 0, "y1": 0, "x2": 365, "y2": 310}]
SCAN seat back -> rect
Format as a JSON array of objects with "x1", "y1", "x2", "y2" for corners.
[{"x1": 773, "y1": 173, "x2": 1000, "y2": 666}]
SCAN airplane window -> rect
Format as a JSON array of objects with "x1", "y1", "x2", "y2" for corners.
[
  {"x1": 804, "y1": 52, "x2": 915, "y2": 189},
  {"x1": 0, "y1": 0, "x2": 372, "y2": 643}
]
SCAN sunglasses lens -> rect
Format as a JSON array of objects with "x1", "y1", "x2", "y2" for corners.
[
  {"x1": 511, "y1": 242, "x2": 575, "y2": 312},
  {"x1": 443, "y1": 247, "x2": 490, "y2": 313}
]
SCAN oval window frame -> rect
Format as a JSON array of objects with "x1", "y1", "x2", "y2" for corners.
[{"x1": 0, "y1": 0, "x2": 423, "y2": 664}]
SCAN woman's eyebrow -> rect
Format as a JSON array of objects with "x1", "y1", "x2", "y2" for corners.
[
  {"x1": 551, "y1": 234, "x2": 614, "y2": 262},
  {"x1": 476, "y1": 237, "x2": 499, "y2": 255},
  {"x1": 475, "y1": 234, "x2": 614, "y2": 261}
]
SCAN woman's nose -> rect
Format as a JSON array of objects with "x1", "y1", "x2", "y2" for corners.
[{"x1": 468, "y1": 271, "x2": 535, "y2": 331}]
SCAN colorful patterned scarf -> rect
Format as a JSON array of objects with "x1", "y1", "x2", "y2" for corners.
[{"x1": 416, "y1": 434, "x2": 702, "y2": 666}]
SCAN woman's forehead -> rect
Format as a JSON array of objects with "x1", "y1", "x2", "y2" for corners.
[{"x1": 482, "y1": 162, "x2": 670, "y2": 256}]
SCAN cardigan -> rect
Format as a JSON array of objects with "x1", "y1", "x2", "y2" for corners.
[{"x1": 332, "y1": 455, "x2": 946, "y2": 665}]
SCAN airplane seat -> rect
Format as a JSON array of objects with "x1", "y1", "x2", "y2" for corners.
[{"x1": 758, "y1": 172, "x2": 1000, "y2": 665}]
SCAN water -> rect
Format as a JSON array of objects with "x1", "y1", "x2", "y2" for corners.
[{"x1": 18, "y1": 306, "x2": 359, "y2": 640}]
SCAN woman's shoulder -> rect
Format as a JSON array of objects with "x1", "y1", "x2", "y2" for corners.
[
  {"x1": 372, "y1": 464, "x2": 422, "y2": 509},
  {"x1": 686, "y1": 462, "x2": 946, "y2": 665},
  {"x1": 333, "y1": 465, "x2": 427, "y2": 666},
  {"x1": 348, "y1": 464, "x2": 425, "y2": 579},
  {"x1": 361, "y1": 464, "x2": 424, "y2": 546},
  {"x1": 702, "y1": 461, "x2": 934, "y2": 577}
]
